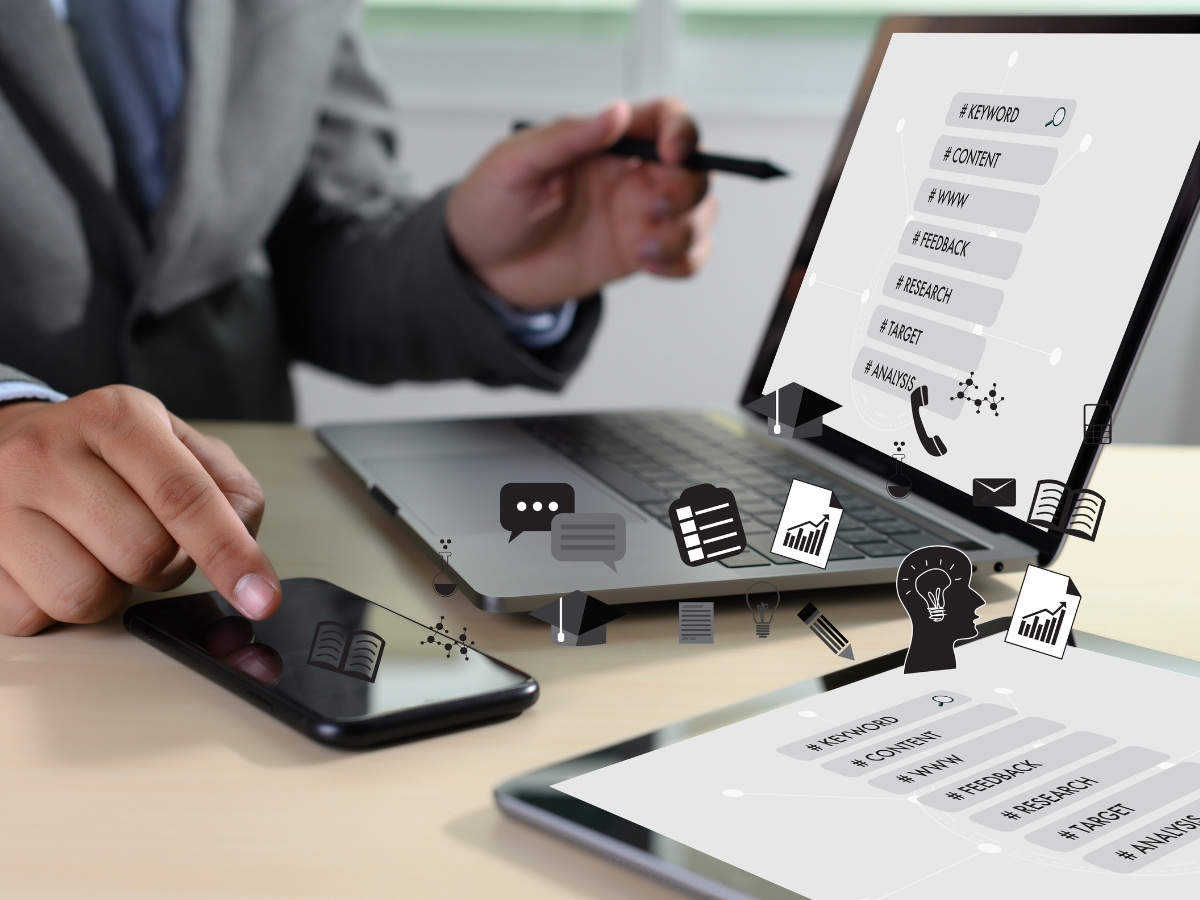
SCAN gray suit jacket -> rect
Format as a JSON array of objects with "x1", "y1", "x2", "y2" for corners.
[{"x1": 0, "y1": 0, "x2": 599, "y2": 419}]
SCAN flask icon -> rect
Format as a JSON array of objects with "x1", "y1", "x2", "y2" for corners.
[
  {"x1": 432, "y1": 538, "x2": 459, "y2": 597},
  {"x1": 886, "y1": 441, "x2": 912, "y2": 500}
]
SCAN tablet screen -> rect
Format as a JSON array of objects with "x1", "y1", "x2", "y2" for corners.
[
  {"x1": 764, "y1": 31, "x2": 1200, "y2": 522},
  {"x1": 553, "y1": 629, "x2": 1200, "y2": 896}
]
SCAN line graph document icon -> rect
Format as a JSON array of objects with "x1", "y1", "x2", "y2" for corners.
[
  {"x1": 771, "y1": 480, "x2": 844, "y2": 568},
  {"x1": 1005, "y1": 565, "x2": 1081, "y2": 659}
]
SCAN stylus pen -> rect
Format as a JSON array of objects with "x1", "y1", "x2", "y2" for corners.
[
  {"x1": 605, "y1": 137, "x2": 788, "y2": 180},
  {"x1": 512, "y1": 121, "x2": 789, "y2": 180}
]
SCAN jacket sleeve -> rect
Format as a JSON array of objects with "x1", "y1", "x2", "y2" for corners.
[{"x1": 265, "y1": 23, "x2": 601, "y2": 390}]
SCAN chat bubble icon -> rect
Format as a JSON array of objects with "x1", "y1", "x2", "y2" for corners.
[
  {"x1": 551, "y1": 512, "x2": 626, "y2": 572},
  {"x1": 500, "y1": 482, "x2": 575, "y2": 541}
]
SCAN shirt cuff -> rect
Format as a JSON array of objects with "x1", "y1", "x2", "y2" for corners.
[
  {"x1": 469, "y1": 277, "x2": 579, "y2": 350},
  {"x1": 0, "y1": 381, "x2": 68, "y2": 404}
]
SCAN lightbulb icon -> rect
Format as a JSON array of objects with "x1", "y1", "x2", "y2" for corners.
[
  {"x1": 914, "y1": 566, "x2": 951, "y2": 622},
  {"x1": 746, "y1": 581, "x2": 781, "y2": 638}
]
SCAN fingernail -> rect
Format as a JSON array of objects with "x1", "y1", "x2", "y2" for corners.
[
  {"x1": 234, "y1": 573, "x2": 276, "y2": 619},
  {"x1": 637, "y1": 238, "x2": 664, "y2": 262},
  {"x1": 647, "y1": 195, "x2": 671, "y2": 219}
]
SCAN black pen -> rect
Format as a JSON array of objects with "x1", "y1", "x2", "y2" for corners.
[
  {"x1": 512, "y1": 121, "x2": 788, "y2": 180},
  {"x1": 606, "y1": 136, "x2": 788, "y2": 180}
]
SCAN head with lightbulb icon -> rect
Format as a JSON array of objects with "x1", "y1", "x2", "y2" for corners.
[{"x1": 895, "y1": 545, "x2": 985, "y2": 674}]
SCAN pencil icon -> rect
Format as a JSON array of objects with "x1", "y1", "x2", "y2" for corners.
[{"x1": 798, "y1": 603, "x2": 854, "y2": 659}]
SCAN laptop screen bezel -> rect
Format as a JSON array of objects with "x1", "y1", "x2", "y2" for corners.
[{"x1": 739, "y1": 14, "x2": 1200, "y2": 566}]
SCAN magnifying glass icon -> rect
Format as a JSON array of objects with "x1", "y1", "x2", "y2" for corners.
[
  {"x1": 1045, "y1": 106, "x2": 1066, "y2": 128},
  {"x1": 931, "y1": 694, "x2": 956, "y2": 707}
]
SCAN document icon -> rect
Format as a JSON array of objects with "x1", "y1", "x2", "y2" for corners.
[
  {"x1": 1005, "y1": 565, "x2": 1081, "y2": 660},
  {"x1": 670, "y1": 484, "x2": 747, "y2": 566},
  {"x1": 972, "y1": 478, "x2": 1016, "y2": 507},
  {"x1": 771, "y1": 480, "x2": 843, "y2": 569}
]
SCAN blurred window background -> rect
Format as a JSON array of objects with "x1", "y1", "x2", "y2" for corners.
[{"x1": 292, "y1": 0, "x2": 1200, "y2": 444}]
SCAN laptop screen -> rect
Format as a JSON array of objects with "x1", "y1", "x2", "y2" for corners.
[{"x1": 752, "y1": 24, "x2": 1200, "y2": 545}]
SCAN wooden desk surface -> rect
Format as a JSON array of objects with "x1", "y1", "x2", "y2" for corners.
[{"x1": 1, "y1": 426, "x2": 1194, "y2": 899}]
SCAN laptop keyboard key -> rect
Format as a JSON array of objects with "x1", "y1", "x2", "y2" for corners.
[
  {"x1": 639, "y1": 501, "x2": 672, "y2": 518},
  {"x1": 717, "y1": 546, "x2": 772, "y2": 568},
  {"x1": 570, "y1": 455, "x2": 666, "y2": 502},
  {"x1": 829, "y1": 539, "x2": 866, "y2": 560},
  {"x1": 890, "y1": 530, "x2": 946, "y2": 551},
  {"x1": 854, "y1": 540, "x2": 907, "y2": 558},
  {"x1": 870, "y1": 519, "x2": 921, "y2": 534}
]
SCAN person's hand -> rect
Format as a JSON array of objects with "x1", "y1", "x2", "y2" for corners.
[
  {"x1": 446, "y1": 97, "x2": 718, "y2": 309},
  {"x1": 0, "y1": 386, "x2": 280, "y2": 636}
]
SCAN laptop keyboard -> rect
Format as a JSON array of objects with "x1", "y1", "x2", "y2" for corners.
[{"x1": 517, "y1": 413, "x2": 952, "y2": 568}]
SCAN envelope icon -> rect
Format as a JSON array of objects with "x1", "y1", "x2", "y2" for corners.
[{"x1": 973, "y1": 478, "x2": 1016, "y2": 507}]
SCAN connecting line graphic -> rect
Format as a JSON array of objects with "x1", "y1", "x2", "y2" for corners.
[
  {"x1": 729, "y1": 791, "x2": 907, "y2": 802},
  {"x1": 1036, "y1": 149, "x2": 1079, "y2": 196},
  {"x1": 975, "y1": 329, "x2": 1055, "y2": 360},
  {"x1": 994, "y1": 688, "x2": 1024, "y2": 719},
  {"x1": 797, "y1": 713, "x2": 840, "y2": 726},
  {"x1": 810, "y1": 278, "x2": 863, "y2": 298},
  {"x1": 873, "y1": 850, "x2": 984, "y2": 900}
]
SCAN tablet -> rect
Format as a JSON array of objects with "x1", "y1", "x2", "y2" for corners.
[{"x1": 495, "y1": 620, "x2": 1200, "y2": 898}]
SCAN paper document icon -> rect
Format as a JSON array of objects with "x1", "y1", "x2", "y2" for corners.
[
  {"x1": 1004, "y1": 565, "x2": 1081, "y2": 660},
  {"x1": 771, "y1": 480, "x2": 844, "y2": 568},
  {"x1": 745, "y1": 382, "x2": 841, "y2": 439}
]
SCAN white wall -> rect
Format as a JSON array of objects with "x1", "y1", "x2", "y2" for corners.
[{"x1": 292, "y1": 26, "x2": 1200, "y2": 443}]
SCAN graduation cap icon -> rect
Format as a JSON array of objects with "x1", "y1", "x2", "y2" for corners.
[
  {"x1": 528, "y1": 590, "x2": 625, "y2": 646},
  {"x1": 744, "y1": 382, "x2": 841, "y2": 439}
]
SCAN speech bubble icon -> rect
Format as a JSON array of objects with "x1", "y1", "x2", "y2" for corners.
[
  {"x1": 500, "y1": 482, "x2": 575, "y2": 541},
  {"x1": 551, "y1": 512, "x2": 626, "y2": 572}
]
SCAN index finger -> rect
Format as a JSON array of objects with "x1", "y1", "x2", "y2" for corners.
[
  {"x1": 626, "y1": 97, "x2": 699, "y2": 166},
  {"x1": 80, "y1": 388, "x2": 281, "y2": 620}
]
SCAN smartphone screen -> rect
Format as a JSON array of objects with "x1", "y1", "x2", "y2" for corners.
[{"x1": 126, "y1": 578, "x2": 536, "y2": 743}]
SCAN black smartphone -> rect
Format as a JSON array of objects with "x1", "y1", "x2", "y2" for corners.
[{"x1": 123, "y1": 578, "x2": 538, "y2": 748}]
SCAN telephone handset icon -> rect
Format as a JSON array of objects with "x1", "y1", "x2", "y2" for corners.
[{"x1": 910, "y1": 385, "x2": 948, "y2": 457}]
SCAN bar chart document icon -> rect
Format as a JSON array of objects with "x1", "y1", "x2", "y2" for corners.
[
  {"x1": 1005, "y1": 565, "x2": 1081, "y2": 660},
  {"x1": 679, "y1": 602, "x2": 715, "y2": 644},
  {"x1": 771, "y1": 480, "x2": 844, "y2": 568}
]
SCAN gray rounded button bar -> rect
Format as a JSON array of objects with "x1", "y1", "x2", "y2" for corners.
[
  {"x1": 1026, "y1": 761, "x2": 1200, "y2": 852},
  {"x1": 777, "y1": 690, "x2": 972, "y2": 762},
  {"x1": 930, "y1": 136, "x2": 1057, "y2": 186},
  {"x1": 869, "y1": 716, "x2": 1063, "y2": 795},
  {"x1": 868, "y1": 304, "x2": 985, "y2": 372},
  {"x1": 883, "y1": 263, "x2": 1003, "y2": 327},
  {"x1": 915, "y1": 178, "x2": 1040, "y2": 233},
  {"x1": 822, "y1": 703, "x2": 1014, "y2": 777},
  {"x1": 947, "y1": 93, "x2": 1077, "y2": 138},
  {"x1": 852, "y1": 347, "x2": 964, "y2": 420},
  {"x1": 1084, "y1": 795, "x2": 1200, "y2": 873},
  {"x1": 900, "y1": 222, "x2": 1022, "y2": 279},
  {"x1": 970, "y1": 745, "x2": 1170, "y2": 832},
  {"x1": 919, "y1": 731, "x2": 1115, "y2": 811}
]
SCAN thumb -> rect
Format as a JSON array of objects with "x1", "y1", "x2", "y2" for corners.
[{"x1": 514, "y1": 100, "x2": 631, "y2": 176}]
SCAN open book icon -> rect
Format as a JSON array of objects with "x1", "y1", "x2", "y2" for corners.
[
  {"x1": 1026, "y1": 479, "x2": 1105, "y2": 541},
  {"x1": 306, "y1": 621, "x2": 386, "y2": 683}
]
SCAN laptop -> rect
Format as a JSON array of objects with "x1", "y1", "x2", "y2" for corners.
[{"x1": 320, "y1": 12, "x2": 1200, "y2": 614}]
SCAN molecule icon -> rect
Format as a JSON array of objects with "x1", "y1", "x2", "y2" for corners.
[
  {"x1": 418, "y1": 615, "x2": 476, "y2": 660},
  {"x1": 951, "y1": 372, "x2": 1005, "y2": 416}
]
